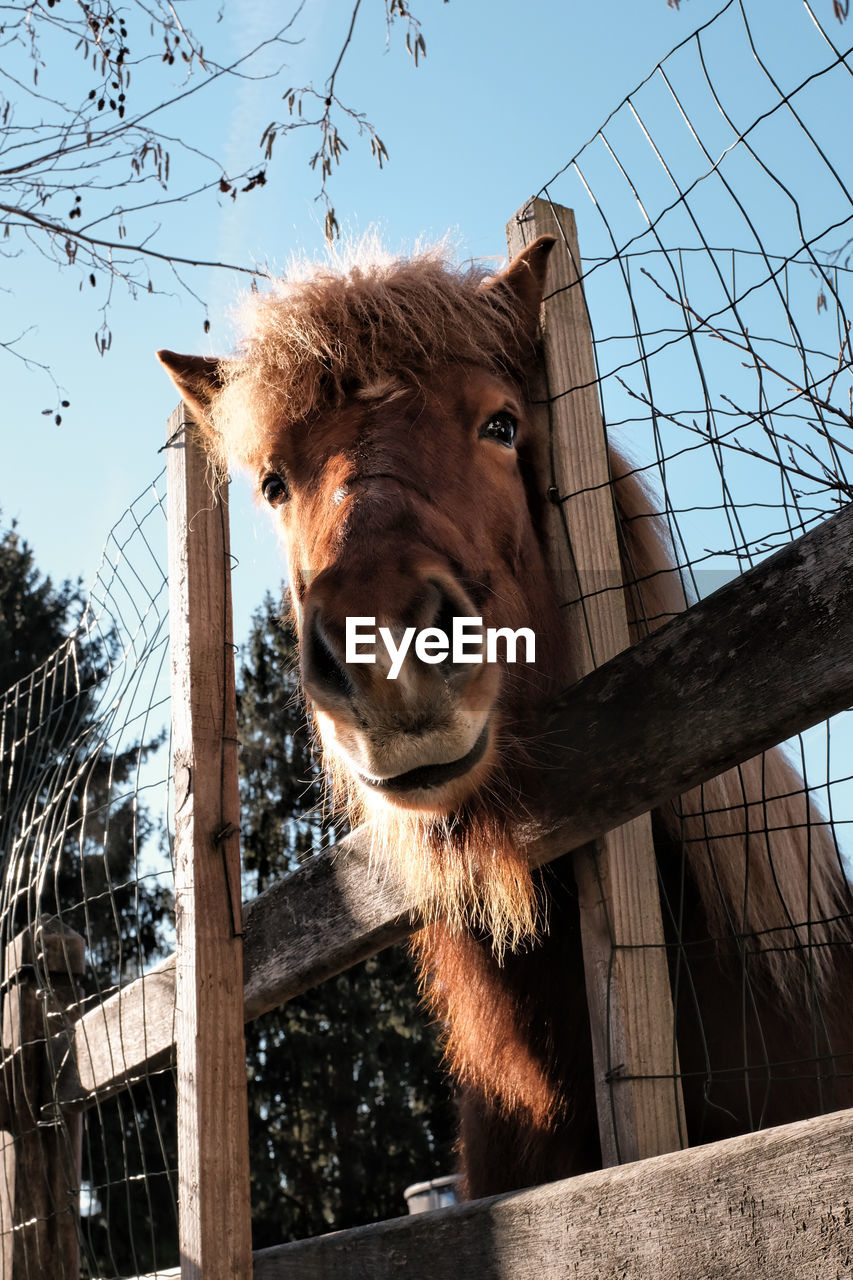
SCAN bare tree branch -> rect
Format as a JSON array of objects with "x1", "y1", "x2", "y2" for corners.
[{"x1": 0, "y1": 0, "x2": 434, "y2": 387}]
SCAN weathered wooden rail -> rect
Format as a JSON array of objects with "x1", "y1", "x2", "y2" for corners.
[
  {"x1": 252, "y1": 1108, "x2": 853, "y2": 1279},
  {"x1": 101, "y1": 1107, "x2": 853, "y2": 1278}
]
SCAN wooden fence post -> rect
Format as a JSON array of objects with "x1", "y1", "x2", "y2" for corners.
[
  {"x1": 166, "y1": 404, "x2": 253, "y2": 1279},
  {"x1": 507, "y1": 198, "x2": 686, "y2": 1165},
  {"x1": 0, "y1": 918, "x2": 85, "y2": 1278}
]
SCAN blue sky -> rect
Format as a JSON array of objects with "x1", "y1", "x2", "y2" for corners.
[
  {"x1": 1, "y1": 0, "x2": 747, "y2": 638},
  {"x1": 2, "y1": 0, "x2": 851, "y2": 859}
]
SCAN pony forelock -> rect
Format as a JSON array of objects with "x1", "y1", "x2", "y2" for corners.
[{"x1": 209, "y1": 240, "x2": 531, "y2": 469}]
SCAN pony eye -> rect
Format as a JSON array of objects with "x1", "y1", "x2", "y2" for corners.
[
  {"x1": 261, "y1": 472, "x2": 289, "y2": 506},
  {"x1": 479, "y1": 411, "x2": 518, "y2": 448}
]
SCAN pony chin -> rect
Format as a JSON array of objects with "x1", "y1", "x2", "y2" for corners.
[
  {"x1": 312, "y1": 698, "x2": 501, "y2": 816},
  {"x1": 355, "y1": 730, "x2": 498, "y2": 816}
]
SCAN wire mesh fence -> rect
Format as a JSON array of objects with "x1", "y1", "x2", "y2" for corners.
[
  {"x1": 0, "y1": 0, "x2": 851, "y2": 1273},
  {"x1": 0, "y1": 474, "x2": 179, "y2": 1276},
  {"x1": 542, "y1": 0, "x2": 852, "y2": 581},
  {"x1": 530, "y1": 0, "x2": 853, "y2": 1153}
]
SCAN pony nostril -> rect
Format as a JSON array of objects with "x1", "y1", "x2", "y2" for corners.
[
  {"x1": 303, "y1": 611, "x2": 353, "y2": 705},
  {"x1": 429, "y1": 579, "x2": 476, "y2": 639},
  {"x1": 425, "y1": 579, "x2": 484, "y2": 682},
  {"x1": 433, "y1": 587, "x2": 458, "y2": 642}
]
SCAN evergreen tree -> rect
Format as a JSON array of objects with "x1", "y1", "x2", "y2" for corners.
[
  {"x1": 1, "y1": 530, "x2": 456, "y2": 1266},
  {"x1": 238, "y1": 593, "x2": 456, "y2": 1246},
  {"x1": 0, "y1": 513, "x2": 172, "y2": 974},
  {"x1": 0, "y1": 519, "x2": 84, "y2": 692}
]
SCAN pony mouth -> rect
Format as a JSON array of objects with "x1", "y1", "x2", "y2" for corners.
[{"x1": 357, "y1": 723, "x2": 490, "y2": 794}]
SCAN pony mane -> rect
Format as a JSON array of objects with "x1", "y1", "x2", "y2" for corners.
[
  {"x1": 210, "y1": 245, "x2": 532, "y2": 468},
  {"x1": 614, "y1": 459, "x2": 849, "y2": 999}
]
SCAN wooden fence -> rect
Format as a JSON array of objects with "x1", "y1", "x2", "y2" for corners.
[{"x1": 2, "y1": 200, "x2": 853, "y2": 1277}]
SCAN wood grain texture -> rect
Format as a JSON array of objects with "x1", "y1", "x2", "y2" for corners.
[
  {"x1": 67, "y1": 956, "x2": 176, "y2": 1103},
  {"x1": 166, "y1": 404, "x2": 252, "y2": 1280},
  {"x1": 534, "y1": 492, "x2": 853, "y2": 837},
  {"x1": 241, "y1": 830, "x2": 414, "y2": 1021},
  {"x1": 56, "y1": 826, "x2": 413, "y2": 1108},
  {"x1": 508, "y1": 197, "x2": 685, "y2": 1165},
  {"x1": 0, "y1": 926, "x2": 84, "y2": 1279},
  {"x1": 251, "y1": 1107, "x2": 853, "y2": 1280}
]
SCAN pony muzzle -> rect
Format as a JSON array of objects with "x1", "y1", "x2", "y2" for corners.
[
  {"x1": 299, "y1": 572, "x2": 489, "y2": 714},
  {"x1": 300, "y1": 567, "x2": 503, "y2": 808}
]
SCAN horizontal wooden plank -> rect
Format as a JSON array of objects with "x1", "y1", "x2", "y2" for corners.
[
  {"x1": 242, "y1": 832, "x2": 413, "y2": 1020},
  {"x1": 252, "y1": 1107, "x2": 853, "y2": 1279},
  {"x1": 60, "y1": 498, "x2": 853, "y2": 1106},
  {"x1": 66, "y1": 957, "x2": 176, "y2": 1105}
]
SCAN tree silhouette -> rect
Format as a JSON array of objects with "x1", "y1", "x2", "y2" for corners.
[
  {"x1": 238, "y1": 593, "x2": 456, "y2": 1245},
  {"x1": 0, "y1": 514, "x2": 177, "y2": 1275}
]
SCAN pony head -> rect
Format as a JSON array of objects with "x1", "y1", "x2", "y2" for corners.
[{"x1": 159, "y1": 236, "x2": 565, "y2": 951}]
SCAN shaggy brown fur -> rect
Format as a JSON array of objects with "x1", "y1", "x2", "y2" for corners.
[
  {"x1": 206, "y1": 246, "x2": 540, "y2": 472},
  {"x1": 614, "y1": 458, "x2": 848, "y2": 998},
  {"x1": 159, "y1": 237, "x2": 853, "y2": 1200}
]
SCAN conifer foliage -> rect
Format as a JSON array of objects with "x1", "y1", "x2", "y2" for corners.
[
  {"x1": 0, "y1": 521, "x2": 456, "y2": 1260},
  {"x1": 0, "y1": 518, "x2": 83, "y2": 692},
  {"x1": 238, "y1": 593, "x2": 456, "y2": 1245}
]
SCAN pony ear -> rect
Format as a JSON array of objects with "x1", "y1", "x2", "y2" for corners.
[
  {"x1": 484, "y1": 235, "x2": 556, "y2": 340},
  {"x1": 157, "y1": 350, "x2": 225, "y2": 426}
]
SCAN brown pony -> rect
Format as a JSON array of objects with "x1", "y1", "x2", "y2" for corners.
[{"x1": 159, "y1": 237, "x2": 853, "y2": 1198}]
